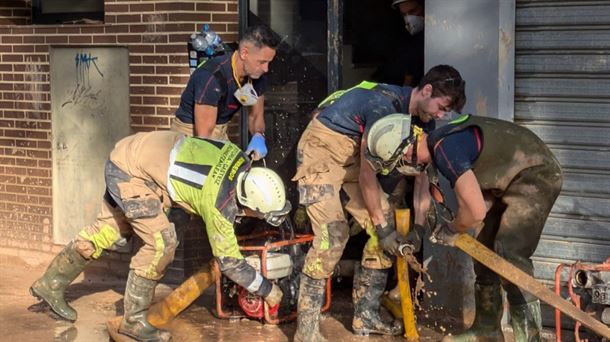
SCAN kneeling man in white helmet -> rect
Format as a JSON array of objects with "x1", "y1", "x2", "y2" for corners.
[{"x1": 30, "y1": 130, "x2": 290, "y2": 342}]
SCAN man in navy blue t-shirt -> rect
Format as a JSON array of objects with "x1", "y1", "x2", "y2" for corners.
[
  {"x1": 292, "y1": 65, "x2": 466, "y2": 341},
  {"x1": 171, "y1": 25, "x2": 280, "y2": 160}
]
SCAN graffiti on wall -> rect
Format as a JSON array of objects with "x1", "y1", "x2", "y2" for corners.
[{"x1": 61, "y1": 52, "x2": 104, "y2": 107}]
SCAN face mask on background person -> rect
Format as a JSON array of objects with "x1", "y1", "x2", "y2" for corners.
[{"x1": 403, "y1": 15, "x2": 424, "y2": 35}]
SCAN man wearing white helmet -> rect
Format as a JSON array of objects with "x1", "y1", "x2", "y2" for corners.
[
  {"x1": 366, "y1": 114, "x2": 563, "y2": 341},
  {"x1": 30, "y1": 131, "x2": 290, "y2": 342},
  {"x1": 292, "y1": 65, "x2": 465, "y2": 341}
]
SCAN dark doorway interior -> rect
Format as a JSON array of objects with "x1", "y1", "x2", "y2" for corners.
[
  {"x1": 344, "y1": 0, "x2": 425, "y2": 88},
  {"x1": 247, "y1": 0, "x2": 328, "y2": 207}
]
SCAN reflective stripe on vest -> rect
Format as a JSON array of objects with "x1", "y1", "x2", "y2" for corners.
[
  {"x1": 167, "y1": 137, "x2": 223, "y2": 201},
  {"x1": 167, "y1": 147, "x2": 212, "y2": 199},
  {"x1": 170, "y1": 162, "x2": 209, "y2": 189}
]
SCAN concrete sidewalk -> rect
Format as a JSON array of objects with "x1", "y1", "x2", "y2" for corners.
[{"x1": 0, "y1": 250, "x2": 502, "y2": 342}]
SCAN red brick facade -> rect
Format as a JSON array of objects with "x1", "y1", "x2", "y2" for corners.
[{"x1": 0, "y1": 1, "x2": 239, "y2": 254}]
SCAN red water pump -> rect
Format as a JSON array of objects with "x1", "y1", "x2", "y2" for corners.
[
  {"x1": 237, "y1": 285, "x2": 279, "y2": 319},
  {"x1": 212, "y1": 226, "x2": 332, "y2": 324}
]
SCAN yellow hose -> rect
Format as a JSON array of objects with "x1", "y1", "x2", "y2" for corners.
[
  {"x1": 147, "y1": 261, "x2": 217, "y2": 328},
  {"x1": 395, "y1": 208, "x2": 419, "y2": 341}
]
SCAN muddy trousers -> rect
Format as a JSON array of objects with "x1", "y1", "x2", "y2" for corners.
[
  {"x1": 74, "y1": 161, "x2": 178, "y2": 281},
  {"x1": 456, "y1": 164, "x2": 562, "y2": 342}
]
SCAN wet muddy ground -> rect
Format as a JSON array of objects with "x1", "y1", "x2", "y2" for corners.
[{"x1": 1, "y1": 253, "x2": 553, "y2": 342}]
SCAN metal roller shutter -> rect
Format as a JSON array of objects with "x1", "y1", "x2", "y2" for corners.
[{"x1": 515, "y1": 0, "x2": 610, "y2": 284}]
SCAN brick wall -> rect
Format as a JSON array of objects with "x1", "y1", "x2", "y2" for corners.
[{"x1": 0, "y1": 1, "x2": 239, "y2": 256}]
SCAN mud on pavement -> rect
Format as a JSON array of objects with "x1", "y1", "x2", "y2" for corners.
[{"x1": 1, "y1": 252, "x2": 518, "y2": 342}]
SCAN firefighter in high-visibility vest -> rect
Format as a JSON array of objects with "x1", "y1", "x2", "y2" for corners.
[{"x1": 30, "y1": 131, "x2": 290, "y2": 342}]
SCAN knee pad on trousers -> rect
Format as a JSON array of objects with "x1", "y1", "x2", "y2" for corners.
[
  {"x1": 141, "y1": 224, "x2": 178, "y2": 280},
  {"x1": 303, "y1": 220, "x2": 350, "y2": 279},
  {"x1": 76, "y1": 223, "x2": 123, "y2": 259}
]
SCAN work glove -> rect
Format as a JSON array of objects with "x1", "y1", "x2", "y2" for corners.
[
  {"x1": 377, "y1": 221, "x2": 401, "y2": 256},
  {"x1": 293, "y1": 205, "x2": 310, "y2": 233},
  {"x1": 245, "y1": 133, "x2": 267, "y2": 160},
  {"x1": 264, "y1": 283, "x2": 283, "y2": 307},
  {"x1": 429, "y1": 224, "x2": 458, "y2": 247},
  {"x1": 397, "y1": 223, "x2": 426, "y2": 255}
]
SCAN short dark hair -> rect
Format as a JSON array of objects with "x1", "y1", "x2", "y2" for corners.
[
  {"x1": 417, "y1": 64, "x2": 466, "y2": 113},
  {"x1": 240, "y1": 25, "x2": 280, "y2": 50}
]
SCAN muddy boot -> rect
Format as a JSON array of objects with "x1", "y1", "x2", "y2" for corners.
[
  {"x1": 352, "y1": 266, "x2": 403, "y2": 336},
  {"x1": 510, "y1": 300, "x2": 542, "y2": 342},
  {"x1": 442, "y1": 283, "x2": 504, "y2": 342},
  {"x1": 294, "y1": 274, "x2": 327, "y2": 342},
  {"x1": 30, "y1": 241, "x2": 90, "y2": 321},
  {"x1": 118, "y1": 271, "x2": 171, "y2": 342}
]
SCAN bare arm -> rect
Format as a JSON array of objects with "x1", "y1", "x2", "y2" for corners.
[
  {"x1": 194, "y1": 104, "x2": 218, "y2": 138},
  {"x1": 248, "y1": 95, "x2": 266, "y2": 135},
  {"x1": 451, "y1": 170, "x2": 486, "y2": 232},
  {"x1": 359, "y1": 135, "x2": 386, "y2": 226}
]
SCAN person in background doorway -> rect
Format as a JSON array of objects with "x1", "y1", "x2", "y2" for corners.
[
  {"x1": 172, "y1": 25, "x2": 280, "y2": 160},
  {"x1": 372, "y1": 0, "x2": 425, "y2": 87}
]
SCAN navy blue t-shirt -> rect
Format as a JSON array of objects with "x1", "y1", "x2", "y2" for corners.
[
  {"x1": 432, "y1": 127, "x2": 482, "y2": 187},
  {"x1": 317, "y1": 84, "x2": 412, "y2": 138},
  {"x1": 175, "y1": 53, "x2": 267, "y2": 125}
]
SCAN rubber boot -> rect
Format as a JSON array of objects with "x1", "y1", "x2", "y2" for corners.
[
  {"x1": 442, "y1": 283, "x2": 505, "y2": 342},
  {"x1": 352, "y1": 266, "x2": 403, "y2": 336},
  {"x1": 510, "y1": 300, "x2": 542, "y2": 342},
  {"x1": 30, "y1": 241, "x2": 90, "y2": 321},
  {"x1": 294, "y1": 274, "x2": 328, "y2": 342},
  {"x1": 118, "y1": 271, "x2": 172, "y2": 342}
]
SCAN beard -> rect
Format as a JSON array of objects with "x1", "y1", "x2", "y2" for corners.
[{"x1": 244, "y1": 63, "x2": 262, "y2": 79}]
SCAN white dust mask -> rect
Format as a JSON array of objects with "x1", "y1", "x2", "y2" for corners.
[{"x1": 403, "y1": 15, "x2": 424, "y2": 35}]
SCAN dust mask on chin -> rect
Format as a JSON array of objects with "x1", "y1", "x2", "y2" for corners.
[
  {"x1": 233, "y1": 82, "x2": 258, "y2": 106},
  {"x1": 403, "y1": 15, "x2": 424, "y2": 35}
]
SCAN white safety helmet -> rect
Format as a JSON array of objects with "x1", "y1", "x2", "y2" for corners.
[
  {"x1": 391, "y1": 0, "x2": 408, "y2": 8},
  {"x1": 391, "y1": 0, "x2": 424, "y2": 9},
  {"x1": 366, "y1": 114, "x2": 423, "y2": 174},
  {"x1": 236, "y1": 167, "x2": 291, "y2": 226},
  {"x1": 367, "y1": 114, "x2": 412, "y2": 161}
]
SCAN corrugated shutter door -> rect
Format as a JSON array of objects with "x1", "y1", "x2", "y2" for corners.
[{"x1": 515, "y1": 1, "x2": 610, "y2": 284}]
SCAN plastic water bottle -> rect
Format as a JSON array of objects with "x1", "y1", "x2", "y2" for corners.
[
  {"x1": 191, "y1": 32, "x2": 208, "y2": 52},
  {"x1": 191, "y1": 24, "x2": 223, "y2": 56}
]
